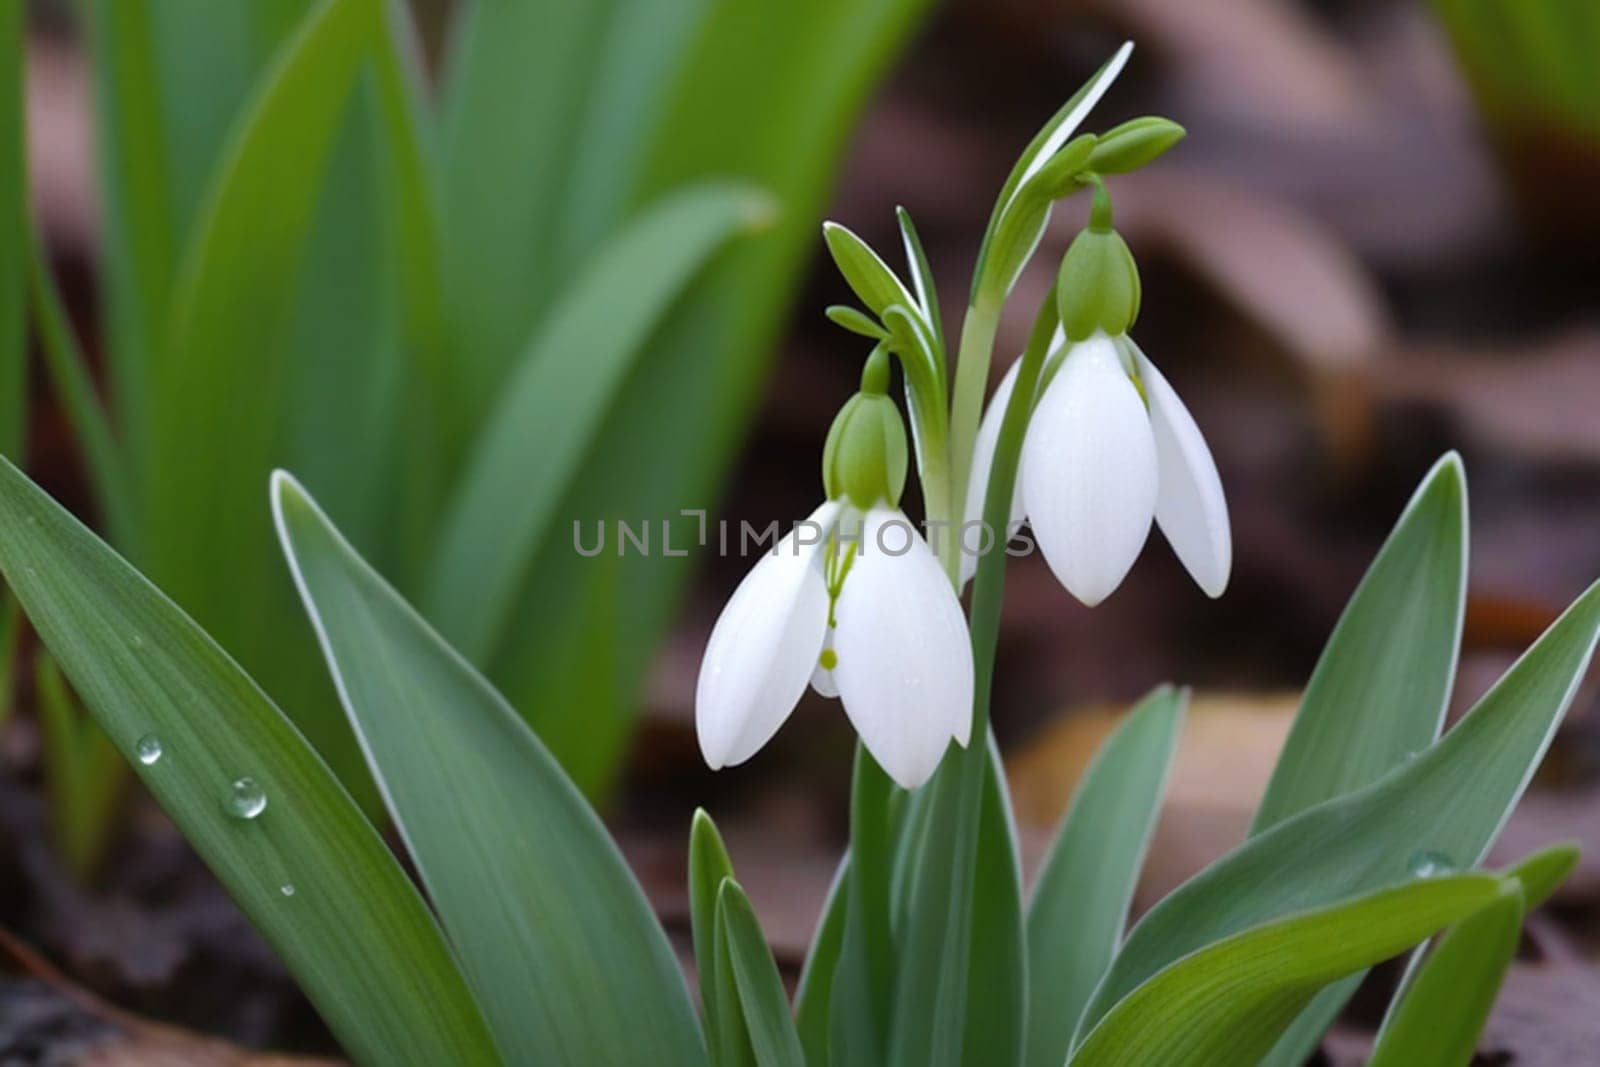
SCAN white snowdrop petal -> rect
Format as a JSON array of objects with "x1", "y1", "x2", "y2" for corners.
[
  {"x1": 695, "y1": 501, "x2": 839, "y2": 768},
  {"x1": 1021, "y1": 334, "x2": 1157, "y2": 606},
  {"x1": 1135, "y1": 349, "x2": 1232, "y2": 597},
  {"x1": 962, "y1": 360, "x2": 1029, "y2": 588},
  {"x1": 833, "y1": 508, "x2": 974, "y2": 789}
]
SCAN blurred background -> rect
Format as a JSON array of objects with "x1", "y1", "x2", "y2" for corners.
[{"x1": 3, "y1": 0, "x2": 1599, "y2": 1062}]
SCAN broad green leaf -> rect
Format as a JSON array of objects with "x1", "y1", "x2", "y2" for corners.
[
  {"x1": 272, "y1": 473, "x2": 704, "y2": 1067},
  {"x1": 489, "y1": 0, "x2": 936, "y2": 798},
  {"x1": 1070, "y1": 874, "x2": 1504, "y2": 1065},
  {"x1": 0, "y1": 0, "x2": 21, "y2": 462},
  {"x1": 713, "y1": 891, "x2": 760, "y2": 1067},
  {"x1": 718, "y1": 880, "x2": 807, "y2": 1067},
  {"x1": 144, "y1": 0, "x2": 378, "y2": 792},
  {"x1": 1254, "y1": 454, "x2": 1468, "y2": 1065},
  {"x1": 829, "y1": 748, "x2": 897, "y2": 1066},
  {"x1": 887, "y1": 736, "x2": 1025, "y2": 1067},
  {"x1": 1077, "y1": 577, "x2": 1600, "y2": 1044},
  {"x1": 0, "y1": 456, "x2": 495, "y2": 1065},
  {"x1": 425, "y1": 183, "x2": 772, "y2": 663},
  {"x1": 1369, "y1": 882, "x2": 1524, "y2": 1067},
  {"x1": 436, "y1": 0, "x2": 711, "y2": 441},
  {"x1": 86, "y1": 0, "x2": 313, "y2": 492},
  {"x1": 691, "y1": 809, "x2": 751, "y2": 1066},
  {"x1": 1370, "y1": 841, "x2": 1578, "y2": 1058},
  {"x1": 1024, "y1": 686, "x2": 1184, "y2": 1067},
  {"x1": 1255, "y1": 454, "x2": 1468, "y2": 830},
  {"x1": 794, "y1": 858, "x2": 849, "y2": 1067}
]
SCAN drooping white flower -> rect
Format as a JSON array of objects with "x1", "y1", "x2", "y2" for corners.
[
  {"x1": 966, "y1": 332, "x2": 1230, "y2": 605},
  {"x1": 696, "y1": 503, "x2": 973, "y2": 790}
]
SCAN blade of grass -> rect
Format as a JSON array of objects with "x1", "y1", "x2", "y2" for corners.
[
  {"x1": 794, "y1": 858, "x2": 850, "y2": 1067},
  {"x1": 273, "y1": 473, "x2": 705, "y2": 1066},
  {"x1": 1024, "y1": 686, "x2": 1184, "y2": 1067},
  {"x1": 1253, "y1": 454, "x2": 1468, "y2": 1065},
  {"x1": 718, "y1": 879, "x2": 807, "y2": 1067},
  {"x1": 0, "y1": 455, "x2": 496, "y2": 1064},
  {"x1": 1076, "y1": 578, "x2": 1600, "y2": 1045},
  {"x1": 1070, "y1": 874, "x2": 1505, "y2": 1065},
  {"x1": 425, "y1": 182, "x2": 772, "y2": 663},
  {"x1": 0, "y1": 0, "x2": 21, "y2": 463}
]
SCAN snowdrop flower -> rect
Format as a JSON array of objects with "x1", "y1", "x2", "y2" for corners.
[
  {"x1": 965, "y1": 189, "x2": 1230, "y2": 605},
  {"x1": 696, "y1": 351, "x2": 973, "y2": 789}
]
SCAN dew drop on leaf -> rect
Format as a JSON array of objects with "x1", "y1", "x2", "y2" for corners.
[
  {"x1": 134, "y1": 735, "x2": 163, "y2": 765},
  {"x1": 226, "y1": 778, "x2": 268, "y2": 820},
  {"x1": 280, "y1": 883, "x2": 295, "y2": 897},
  {"x1": 1407, "y1": 849, "x2": 1455, "y2": 878}
]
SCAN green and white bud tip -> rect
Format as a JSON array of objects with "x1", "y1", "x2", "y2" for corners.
[
  {"x1": 822, "y1": 347, "x2": 909, "y2": 510},
  {"x1": 1056, "y1": 182, "x2": 1141, "y2": 343}
]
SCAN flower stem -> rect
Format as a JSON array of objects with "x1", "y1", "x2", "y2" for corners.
[{"x1": 943, "y1": 296, "x2": 1002, "y2": 584}]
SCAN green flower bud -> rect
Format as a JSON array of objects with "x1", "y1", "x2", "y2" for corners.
[
  {"x1": 1055, "y1": 185, "x2": 1141, "y2": 342},
  {"x1": 1085, "y1": 116, "x2": 1185, "y2": 175},
  {"x1": 822, "y1": 349, "x2": 909, "y2": 509}
]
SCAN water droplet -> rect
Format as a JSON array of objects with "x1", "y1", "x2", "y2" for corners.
[
  {"x1": 279, "y1": 883, "x2": 295, "y2": 898},
  {"x1": 1407, "y1": 849, "x2": 1455, "y2": 878},
  {"x1": 226, "y1": 777, "x2": 267, "y2": 820},
  {"x1": 130, "y1": 633, "x2": 145, "y2": 649},
  {"x1": 135, "y1": 734, "x2": 163, "y2": 765}
]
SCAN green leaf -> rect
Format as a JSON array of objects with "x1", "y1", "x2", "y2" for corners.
[
  {"x1": 896, "y1": 207, "x2": 943, "y2": 349},
  {"x1": 0, "y1": 0, "x2": 22, "y2": 462},
  {"x1": 425, "y1": 182, "x2": 772, "y2": 663},
  {"x1": 272, "y1": 473, "x2": 704, "y2": 1067},
  {"x1": 1255, "y1": 454, "x2": 1468, "y2": 831},
  {"x1": 1070, "y1": 874, "x2": 1505, "y2": 1065},
  {"x1": 1253, "y1": 453, "x2": 1468, "y2": 1065},
  {"x1": 1083, "y1": 117, "x2": 1185, "y2": 175},
  {"x1": 1076, "y1": 576, "x2": 1600, "y2": 1045},
  {"x1": 825, "y1": 305, "x2": 889, "y2": 341},
  {"x1": 718, "y1": 879, "x2": 807, "y2": 1067},
  {"x1": 1024, "y1": 686, "x2": 1184, "y2": 1067},
  {"x1": 822, "y1": 221, "x2": 919, "y2": 323},
  {"x1": 794, "y1": 858, "x2": 849, "y2": 1067},
  {"x1": 691, "y1": 809, "x2": 750, "y2": 1066},
  {"x1": 972, "y1": 42, "x2": 1131, "y2": 304},
  {"x1": 887, "y1": 737, "x2": 1025, "y2": 1067},
  {"x1": 488, "y1": 0, "x2": 936, "y2": 798},
  {"x1": 713, "y1": 890, "x2": 760, "y2": 1067},
  {"x1": 436, "y1": 0, "x2": 714, "y2": 438},
  {"x1": 86, "y1": 0, "x2": 314, "y2": 494},
  {"x1": 1368, "y1": 881, "x2": 1524, "y2": 1067},
  {"x1": 0, "y1": 456, "x2": 496, "y2": 1065},
  {"x1": 829, "y1": 748, "x2": 896, "y2": 1066},
  {"x1": 143, "y1": 0, "x2": 379, "y2": 793},
  {"x1": 1501, "y1": 840, "x2": 1580, "y2": 911},
  {"x1": 29, "y1": 230, "x2": 136, "y2": 551}
]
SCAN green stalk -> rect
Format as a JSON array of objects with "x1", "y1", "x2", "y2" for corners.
[{"x1": 942, "y1": 296, "x2": 1002, "y2": 577}]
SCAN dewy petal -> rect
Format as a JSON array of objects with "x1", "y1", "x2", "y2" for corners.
[
  {"x1": 1021, "y1": 334, "x2": 1157, "y2": 606},
  {"x1": 695, "y1": 501, "x2": 840, "y2": 769},
  {"x1": 832, "y1": 507, "x2": 974, "y2": 789},
  {"x1": 1134, "y1": 346, "x2": 1232, "y2": 597}
]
